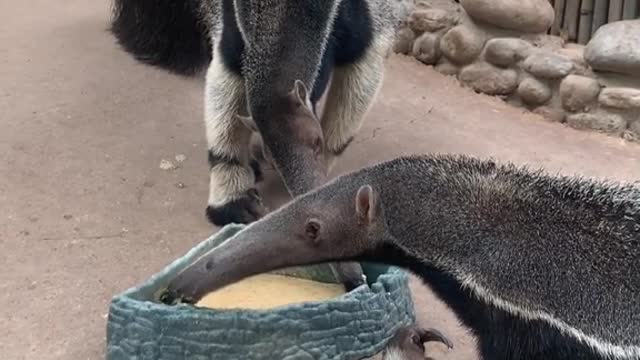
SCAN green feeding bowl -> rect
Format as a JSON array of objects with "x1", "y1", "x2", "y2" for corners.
[{"x1": 106, "y1": 224, "x2": 416, "y2": 360}]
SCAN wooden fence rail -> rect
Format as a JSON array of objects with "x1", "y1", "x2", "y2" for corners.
[{"x1": 548, "y1": 0, "x2": 639, "y2": 44}]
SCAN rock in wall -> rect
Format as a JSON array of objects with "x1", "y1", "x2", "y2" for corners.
[{"x1": 393, "y1": 0, "x2": 640, "y2": 143}]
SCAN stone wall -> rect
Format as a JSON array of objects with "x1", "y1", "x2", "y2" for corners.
[{"x1": 394, "y1": 0, "x2": 640, "y2": 143}]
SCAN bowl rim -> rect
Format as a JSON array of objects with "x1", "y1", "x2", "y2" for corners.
[
  {"x1": 106, "y1": 224, "x2": 416, "y2": 360},
  {"x1": 114, "y1": 224, "x2": 408, "y2": 314}
]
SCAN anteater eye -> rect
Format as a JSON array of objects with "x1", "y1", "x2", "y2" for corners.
[{"x1": 305, "y1": 219, "x2": 321, "y2": 240}]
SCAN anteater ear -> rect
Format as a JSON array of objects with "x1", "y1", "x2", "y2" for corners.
[
  {"x1": 236, "y1": 114, "x2": 258, "y2": 132},
  {"x1": 355, "y1": 185, "x2": 379, "y2": 223},
  {"x1": 293, "y1": 79, "x2": 311, "y2": 106}
]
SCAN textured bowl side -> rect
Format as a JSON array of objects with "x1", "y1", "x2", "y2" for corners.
[{"x1": 106, "y1": 224, "x2": 416, "y2": 360}]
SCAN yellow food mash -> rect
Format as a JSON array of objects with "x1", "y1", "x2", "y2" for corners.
[{"x1": 195, "y1": 274, "x2": 345, "y2": 310}]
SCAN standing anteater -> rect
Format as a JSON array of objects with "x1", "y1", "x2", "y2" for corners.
[{"x1": 110, "y1": 0, "x2": 401, "y2": 290}]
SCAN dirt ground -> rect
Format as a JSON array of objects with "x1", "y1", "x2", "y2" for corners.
[{"x1": 2, "y1": 1, "x2": 640, "y2": 360}]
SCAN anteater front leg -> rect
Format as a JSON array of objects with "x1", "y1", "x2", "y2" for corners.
[
  {"x1": 321, "y1": 36, "x2": 388, "y2": 172},
  {"x1": 204, "y1": 52, "x2": 265, "y2": 226},
  {"x1": 320, "y1": 36, "x2": 390, "y2": 291}
]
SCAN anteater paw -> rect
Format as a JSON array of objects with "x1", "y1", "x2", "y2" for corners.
[
  {"x1": 383, "y1": 325, "x2": 453, "y2": 360},
  {"x1": 205, "y1": 188, "x2": 266, "y2": 226}
]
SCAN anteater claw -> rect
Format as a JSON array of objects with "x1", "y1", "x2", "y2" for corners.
[{"x1": 418, "y1": 327, "x2": 454, "y2": 349}]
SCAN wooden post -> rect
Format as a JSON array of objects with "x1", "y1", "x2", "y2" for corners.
[
  {"x1": 592, "y1": 0, "x2": 609, "y2": 36},
  {"x1": 608, "y1": 0, "x2": 623, "y2": 22},
  {"x1": 564, "y1": 0, "x2": 581, "y2": 42},
  {"x1": 622, "y1": 0, "x2": 638, "y2": 20},
  {"x1": 552, "y1": 0, "x2": 566, "y2": 35},
  {"x1": 578, "y1": 0, "x2": 595, "y2": 44}
]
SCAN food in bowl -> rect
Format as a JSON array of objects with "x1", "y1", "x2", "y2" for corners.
[{"x1": 195, "y1": 273, "x2": 345, "y2": 310}]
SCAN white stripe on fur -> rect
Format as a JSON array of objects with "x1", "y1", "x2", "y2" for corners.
[
  {"x1": 321, "y1": 33, "x2": 393, "y2": 171},
  {"x1": 381, "y1": 348, "x2": 409, "y2": 360},
  {"x1": 459, "y1": 275, "x2": 640, "y2": 359},
  {"x1": 204, "y1": 48, "x2": 254, "y2": 207}
]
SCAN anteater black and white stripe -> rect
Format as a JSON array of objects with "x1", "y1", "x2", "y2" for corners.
[
  {"x1": 110, "y1": 0, "x2": 400, "y2": 290},
  {"x1": 110, "y1": 0, "x2": 398, "y2": 223},
  {"x1": 167, "y1": 154, "x2": 640, "y2": 360}
]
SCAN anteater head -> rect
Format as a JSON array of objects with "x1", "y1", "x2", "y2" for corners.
[
  {"x1": 241, "y1": 80, "x2": 327, "y2": 195},
  {"x1": 165, "y1": 181, "x2": 390, "y2": 302}
]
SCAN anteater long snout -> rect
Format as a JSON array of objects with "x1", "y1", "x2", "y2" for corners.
[{"x1": 164, "y1": 219, "x2": 327, "y2": 303}]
